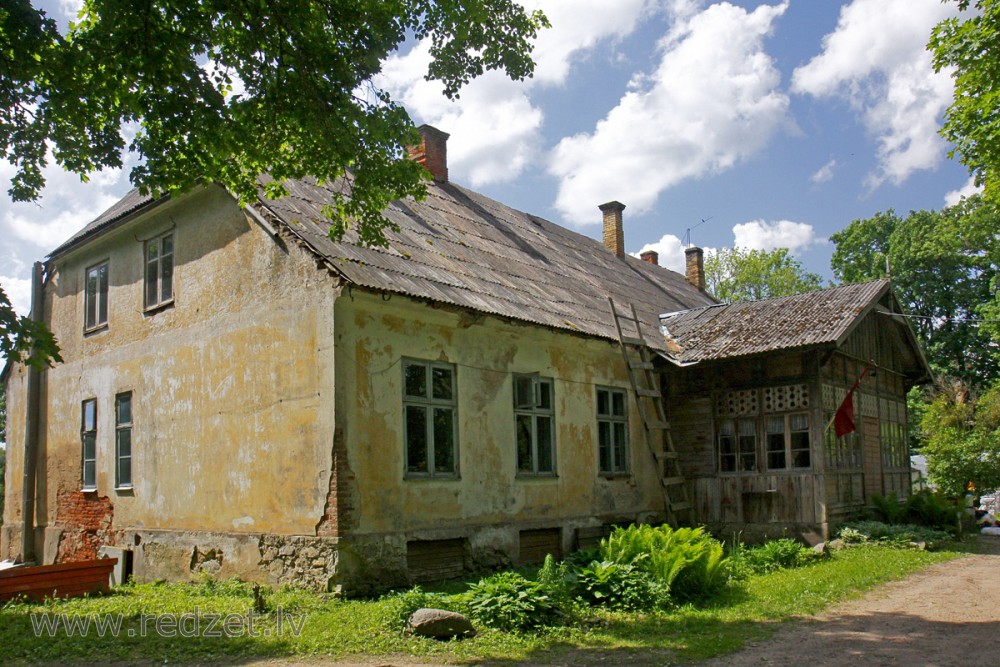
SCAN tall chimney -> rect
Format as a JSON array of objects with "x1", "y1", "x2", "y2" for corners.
[
  {"x1": 685, "y1": 246, "x2": 705, "y2": 290},
  {"x1": 599, "y1": 201, "x2": 626, "y2": 258},
  {"x1": 408, "y1": 124, "x2": 449, "y2": 183},
  {"x1": 640, "y1": 250, "x2": 659, "y2": 266}
]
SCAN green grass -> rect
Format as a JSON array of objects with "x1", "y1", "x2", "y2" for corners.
[{"x1": 0, "y1": 544, "x2": 962, "y2": 665}]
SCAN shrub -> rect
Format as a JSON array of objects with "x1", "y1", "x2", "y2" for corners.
[
  {"x1": 575, "y1": 559, "x2": 669, "y2": 612},
  {"x1": 381, "y1": 586, "x2": 453, "y2": 631},
  {"x1": 836, "y1": 520, "x2": 952, "y2": 548},
  {"x1": 600, "y1": 524, "x2": 729, "y2": 602},
  {"x1": 738, "y1": 539, "x2": 821, "y2": 574},
  {"x1": 870, "y1": 490, "x2": 959, "y2": 532},
  {"x1": 466, "y1": 572, "x2": 564, "y2": 632},
  {"x1": 535, "y1": 554, "x2": 578, "y2": 606}
]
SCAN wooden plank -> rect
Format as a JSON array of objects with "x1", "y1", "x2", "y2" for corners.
[
  {"x1": 620, "y1": 336, "x2": 645, "y2": 347},
  {"x1": 661, "y1": 476, "x2": 685, "y2": 486},
  {"x1": 406, "y1": 539, "x2": 465, "y2": 582},
  {"x1": 0, "y1": 559, "x2": 116, "y2": 602},
  {"x1": 645, "y1": 420, "x2": 670, "y2": 430},
  {"x1": 629, "y1": 361, "x2": 655, "y2": 370},
  {"x1": 635, "y1": 388, "x2": 660, "y2": 398},
  {"x1": 519, "y1": 528, "x2": 561, "y2": 564}
]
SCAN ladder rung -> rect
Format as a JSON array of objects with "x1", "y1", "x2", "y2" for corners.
[
  {"x1": 655, "y1": 450, "x2": 678, "y2": 459},
  {"x1": 645, "y1": 420, "x2": 669, "y2": 430},
  {"x1": 661, "y1": 476, "x2": 685, "y2": 487},
  {"x1": 670, "y1": 501, "x2": 693, "y2": 512},
  {"x1": 613, "y1": 312, "x2": 640, "y2": 323},
  {"x1": 629, "y1": 361, "x2": 654, "y2": 370},
  {"x1": 620, "y1": 336, "x2": 645, "y2": 346},
  {"x1": 635, "y1": 388, "x2": 660, "y2": 398}
]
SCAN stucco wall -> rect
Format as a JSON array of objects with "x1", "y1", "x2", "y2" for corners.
[
  {"x1": 333, "y1": 290, "x2": 666, "y2": 560},
  {"x1": 2, "y1": 186, "x2": 339, "y2": 566}
]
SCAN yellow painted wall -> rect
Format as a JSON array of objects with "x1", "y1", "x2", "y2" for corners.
[
  {"x1": 3, "y1": 186, "x2": 338, "y2": 552},
  {"x1": 334, "y1": 290, "x2": 666, "y2": 539}
]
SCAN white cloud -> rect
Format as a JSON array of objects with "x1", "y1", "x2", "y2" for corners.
[
  {"x1": 732, "y1": 220, "x2": 818, "y2": 253},
  {"x1": 791, "y1": 0, "x2": 958, "y2": 188},
  {"x1": 810, "y1": 159, "x2": 837, "y2": 184},
  {"x1": 549, "y1": 2, "x2": 791, "y2": 225},
  {"x1": 377, "y1": 0, "x2": 659, "y2": 186},
  {"x1": 943, "y1": 176, "x2": 982, "y2": 207},
  {"x1": 634, "y1": 235, "x2": 686, "y2": 273},
  {"x1": 0, "y1": 275, "x2": 32, "y2": 316}
]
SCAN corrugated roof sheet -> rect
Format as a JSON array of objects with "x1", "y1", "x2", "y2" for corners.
[
  {"x1": 48, "y1": 176, "x2": 716, "y2": 349},
  {"x1": 658, "y1": 280, "x2": 890, "y2": 363}
]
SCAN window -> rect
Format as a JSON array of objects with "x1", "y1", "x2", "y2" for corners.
[
  {"x1": 85, "y1": 262, "x2": 109, "y2": 331},
  {"x1": 514, "y1": 374, "x2": 555, "y2": 475},
  {"x1": 115, "y1": 392, "x2": 133, "y2": 489},
  {"x1": 81, "y1": 399, "x2": 97, "y2": 490},
  {"x1": 718, "y1": 418, "x2": 757, "y2": 472},
  {"x1": 765, "y1": 412, "x2": 810, "y2": 471},
  {"x1": 144, "y1": 232, "x2": 174, "y2": 310},
  {"x1": 403, "y1": 360, "x2": 457, "y2": 477},
  {"x1": 596, "y1": 387, "x2": 629, "y2": 475}
]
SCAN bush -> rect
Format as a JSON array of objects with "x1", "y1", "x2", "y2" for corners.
[
  {"x1": 740, "y1": 539, "x2": 820, "y2": 574},
  {"x1": 575, "y1": 559, "x2": 669, "y2": 612},
  {"x1": 466, "y1": 572, "x2": 564, "y2": 632},
  {"x1": 600, "y1": 524, "x2": 728, "y2": 602},
  {"x1": 870, "y1": 490, "x2": 958, "y2": 532},
  {"x1": 382, "y1": 586, "x2": 454, "y2": 630},
  {"x1": 535, "y1": 554, "x2": 577, "y2": 606},
  {"x1": 836, "y1": 520, "x2": 952, "y2": 548}
]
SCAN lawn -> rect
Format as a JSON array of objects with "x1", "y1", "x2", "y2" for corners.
[{"x1": 0, "y1": 544, "x2": 961, "y2": 665}]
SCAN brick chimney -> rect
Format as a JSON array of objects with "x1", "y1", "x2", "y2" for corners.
[
  {"x1": 599, "y1": 201, "x2": 626, "y2": 258},
  {"x1": 408, "y1": 124, "x2": 449, "y2": 183},
  {"x1": 640, "y1": 250, "x2": 658, "y2": 266},
  {"x1": 685, "y1": 246, "x2": 705, "y2": 290}
]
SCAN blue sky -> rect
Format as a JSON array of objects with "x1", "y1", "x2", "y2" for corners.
[{"x1": 0, "y1": 0, "x2": 977, "y2": 318}]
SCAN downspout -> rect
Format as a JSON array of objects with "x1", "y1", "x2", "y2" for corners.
[{"x1": 20, "y1": 261, "x2": 44, "y2": 564}]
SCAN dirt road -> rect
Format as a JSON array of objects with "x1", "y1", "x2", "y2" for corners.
[{"x1": 697, "y1": 536, "x2": 1000, "y2": 667}]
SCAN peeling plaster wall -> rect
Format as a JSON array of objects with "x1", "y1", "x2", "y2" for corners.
[
  {"x1": 2, "y1": 185, "x2": 338, "y2": 566},
  {"x1": 332, "y1": 290, "x2": 666, "y2": 579}
]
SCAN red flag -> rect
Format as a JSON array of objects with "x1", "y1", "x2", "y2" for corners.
[{"x1": 834, "y1": 363, "x2": 872, "y2": 438}]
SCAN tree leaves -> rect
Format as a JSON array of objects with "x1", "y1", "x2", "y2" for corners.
[{"x1": 704, "y1": 247, "x2": 824, "y2": 303}]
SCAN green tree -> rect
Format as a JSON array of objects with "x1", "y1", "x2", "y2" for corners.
[
  {"x1": 920, "y1": 378, "x2": 1000, "y2": 496},
  {"x1": 0, "y1": 285, "x2": 61, "y2": 370},
  {"x1": 704, "y1": 247, "x2": 823, "y2": 303},
  {"x1": 830, "y1": 196, "x2": 1000, "y2": 384},
  {"x1": 1, "y1": 0, "x2": 546, "y2": 369},
  {"x1": 930, "y1": 1, "x2": 1000, "y2": 205}
]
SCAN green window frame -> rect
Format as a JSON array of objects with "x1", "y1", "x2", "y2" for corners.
[
  {"x1": 115, "y1": 392, "x2": 133, "y2": 489},
  {"x1": 514, "y1": 374, "x2": 555, "y2": 475},
  {"x1": 403, "y1": 359, "x2": 458, "y2": 478},
  {"x1": 596, "y1": 386, "x2": 629, "y2": 475}
]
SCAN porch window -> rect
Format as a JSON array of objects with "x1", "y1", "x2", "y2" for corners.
[
  {"x1": 81, "y1": 399, "x2": 97, "y2": 490},
  {"x1": 144, "y1": 232, "x2": 174, "y2": 310},
  {"x1": 766, "y1": 412, "x2": 810, "y2": 471},
  {"x1": 85, "y1": 261, "x2": 109, "y2": 331},
  {"x1": 403, "y1": 359, "x2": 458, "y2": 477},
  {"x1": 115, "y1": 392, "x2": 133, "y2": 489},
  {"x1": 514, "y1": 374, "x2": 555, "y2": 475},
  {"x1": 596, "y1": 386, "x2": 629, "y2": 475},
  {"x1": 719, "y1": 418, "x2": 756, "y2": 472}
]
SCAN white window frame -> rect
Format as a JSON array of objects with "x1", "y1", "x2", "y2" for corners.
[
  {"x1": 402, "y1": 359, "x2": 458, "y2": 478},
  {"x1": 596, "y1": 386, "x2": 629, "y2": 476},
  {"x1": 514, "y1": 373, "x2": 556, "y2": 476},
  {"x1": 144, "y1": 231, "x2": 174, "y2": 311},
  {"x1": 84, "y1": 261, "x2": 109, "y2": 332},
  {"x1": 81, "y1": 398, "x2": 97, "y2": 491}
]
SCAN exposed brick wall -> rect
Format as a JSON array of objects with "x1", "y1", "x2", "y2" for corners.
[
  {"x1": 316, "y1": 427, "x2": 356, "y2": 537},
  {"x1": 55, "y1": 489, "x2": 115, "y2": 562}
]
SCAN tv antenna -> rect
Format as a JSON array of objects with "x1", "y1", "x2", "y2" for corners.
[{"x1": 682, "y1": 216, "x2": 713, "y2": 247}]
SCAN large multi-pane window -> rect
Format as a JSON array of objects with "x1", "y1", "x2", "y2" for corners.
[
  {"x1": 403, "y1": 360, "x2": 458, "y2": 477},
  {"x1": 718, "y1": 418, "x2": 757, "y2": 472},
  {"x1": 81, "y1": 399, "x2": 97, "y2": 490},
  {"x1": 144, "y1": 232, "x2": 174, "y2": 310},
  {"x1": 596, "y1": 386, "x2": 629, "y2": 475},
  {"x1": 85, "y1": 262, "x2": 109, "y2": 331},
  {"x1": 514, "y1": 374, "x2": 555, "y2": 475},
  {"x1": 765, "y1": 413, "x2": 810, "y2": 470},
  {"x1": 115, "y1": 392, "x2": 133, "y2": 489}
]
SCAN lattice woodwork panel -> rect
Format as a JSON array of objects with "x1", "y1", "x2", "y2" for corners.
[
  {"x1": 715, "y1": 389, "x2": 758, "y2": 417},
  {"x1": 822, "y1": 384, "x2": 840, "y2": 411},
  {"x1": 762, "y1": 384, "x2": 809, "y2": 413},
  {"x1": 860, "y1": 393, "x2": 878, "y2": 418}
]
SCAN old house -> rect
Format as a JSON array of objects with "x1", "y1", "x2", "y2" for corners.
[{"x1": 2, "y1": 126, "x2": 927, "y2": 591}]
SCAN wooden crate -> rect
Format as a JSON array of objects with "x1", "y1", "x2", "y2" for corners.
[{"x1": 0, "y1": 558, "x2": 118, "y2": 602}]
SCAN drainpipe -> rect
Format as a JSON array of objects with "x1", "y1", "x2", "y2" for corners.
[{"x1": 20, "y1": 261, "x2": 44, "y2": 564}]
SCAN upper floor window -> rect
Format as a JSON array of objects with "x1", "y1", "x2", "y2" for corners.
[
  {"x1": 144, "y1": 232, "x2": 174, "y2": 310},
  {"x1": 403, "y1": 359, "x2": 458, "y2": 477},
  {"x1": 85, "y1": 262, "x2": 109, "y2": 331},
  {"x1": 115, "y1": 392, "x2": 133, "y2": 489},
  {"x1": 514, "y1": 374, "x2": 555, "y2": 475},
  {"x1": 81, "y1": 398, "x2": 97, "y2": 490},
  {"x1": 596, "y1": 386, "x2": 629, "y2": 475}
]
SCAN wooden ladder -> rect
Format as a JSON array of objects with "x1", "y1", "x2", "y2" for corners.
[{"x1": 608, "y1": 297, "x2": 692, "y2": 527}]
